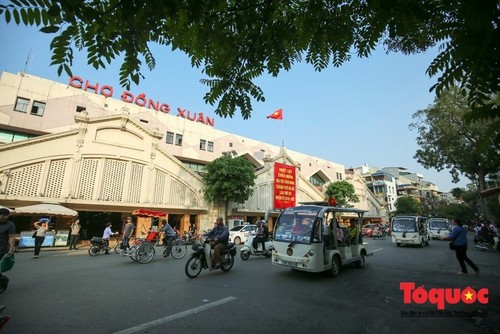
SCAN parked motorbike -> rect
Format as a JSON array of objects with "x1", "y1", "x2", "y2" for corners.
[
  {"x1": 474, "y1": 235, "x2": 499, "y2": 252},
  {"x1": 182, "y1": 231, "x2": 201, "y2": 245},
  {"x1": 185, "y1": 237, "x2": 236, "y2": 278},
  {"x1": 88, "y1": 236, "x2": 114, "y2": 256},
  {"x1": 240, "y1": 233, "x2": 274, "y2": 260}
]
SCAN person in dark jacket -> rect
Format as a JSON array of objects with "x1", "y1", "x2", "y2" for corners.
[{"x1": 443, "y1": 218, "x2": 480, "y2": 276}]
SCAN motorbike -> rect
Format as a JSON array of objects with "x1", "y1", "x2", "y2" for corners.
[
  {"x1": 0, "y1": 275, "x2": 8, "y2": 294},
  {"x1": 88, "y1": 236, "x2": 117, "y2": 256},
  {"x1": 182, "y1": 231, "x2": 201, "y2": 245},
  {"x1": 240, "y1": 233, "x2": 274, "y2": 260},
  {"x1": 185, "y1": 237, "x2": 237, "y2": 278},
  {"x1": 474, "y1": 235, "x2": 499, "y2": 252}
]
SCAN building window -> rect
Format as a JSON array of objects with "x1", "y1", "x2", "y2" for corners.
[
  {"x1": 14, "y1": 97, "x2": 30, "y2": 113},
  {"x1": 229, "y1": 143, "x2": 233, "y2": 147},
  {"x1": 336, "y1": 172, "x2": 343, "y2": 180},
  {"x1": 30, "y1": 101, "x2": 46, "y2": 116},
  {"x1": 309, "y1": 174, "x2": 325, "y2": 187},
  {"x1": 76, "y1": 106, "x2": 86, "y2": 113},
  {"x1": 166, "y1": 131, "x2": 174, "y2": 144},
  {"x1": 175, "y1": 133, "x2": 183, "y2": 146},
  {"x1": 207, "y1": 141, "x2": 214, "y2": 152},
  {"x1": 200, "y1": 139, "x2": 206, "y2": 151}
]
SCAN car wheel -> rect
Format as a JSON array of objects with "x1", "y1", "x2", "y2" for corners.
[
  {"x1": 234, "y1": 236, "x2": 241, "y2": 245},
  {"x1": 396, "y1": 243, "x2": 401, "y2": 247},
  {"x1": 325, "y1": 255, "x2": 341, "y2": 277},
  {"x1": 356, "y1": 253, "x2": 365, "y2": 268}
]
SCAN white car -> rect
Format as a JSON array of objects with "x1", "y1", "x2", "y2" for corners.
[{"x1": 229, "y1": 224, "x2": 257, "y2": 244}]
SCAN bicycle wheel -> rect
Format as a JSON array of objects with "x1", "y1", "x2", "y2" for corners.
[
  {"x1": 170, "y1": 240, "x2": 187, "y2": 259},
  {"x1": 88, "y1": 245, "x2": 100, "y2": 256},
  {"x1": 114, "y1": 242, "x2": 121, "y2": 254},
  {"x1": 136, "y1": 243, "x2": 155, "y2": 264},
  {"x1": 129, "y1": 245, "x2": 138, "y2": 261},
  {"x1": 185, "y1": 255, "x2": 202, "y2": 278}
]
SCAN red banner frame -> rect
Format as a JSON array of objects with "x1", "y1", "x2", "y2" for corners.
[{"x1": 273, "y1": 162, "x2": 296, "y2": 209}]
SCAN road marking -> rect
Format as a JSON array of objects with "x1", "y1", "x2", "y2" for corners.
[
  {"x1": 111, "y1": 296, "x2": 237, "y2": 334},
  {"x1": 370, "y1": 248, "x2": 383, "y2": 253}
]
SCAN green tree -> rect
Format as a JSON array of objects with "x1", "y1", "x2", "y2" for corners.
[
  {"x1": 394, "y1": 196, "x2": 422, "y2": 215},
  {"x1": 434, "y1": 203, "x2": 475, "y2": 223},
  {"x1": 324, "y1": 181, "x2": 359, "y2": 207},
  {"x1": 410, "y1": 87, "x2": 500, "y2": 221},
  {"x1": 201, "y1": 152, "x2": 256, "y2": 220},
  {"x1": 1, "y1": 1, "x2": 498, "y2": 119}
]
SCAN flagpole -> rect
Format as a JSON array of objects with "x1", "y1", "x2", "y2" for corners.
[{"x1": 281, "y1": 118, "x2": 284, "y2": 147}]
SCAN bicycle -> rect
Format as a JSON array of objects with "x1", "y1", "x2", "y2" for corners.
[{"x1": 162, "y1": 237, "x2": 187, "y2": 259}]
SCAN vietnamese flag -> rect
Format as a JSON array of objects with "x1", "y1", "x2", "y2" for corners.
[{"x1": 267, "y1": 108, "x2": 283, "y2": 120}]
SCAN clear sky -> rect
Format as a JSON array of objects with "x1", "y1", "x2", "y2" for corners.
[{"x1": 0, "y1": 19, "x2": 469, "y2": 192}]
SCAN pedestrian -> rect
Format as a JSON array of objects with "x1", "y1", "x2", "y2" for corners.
[
  {"x1": 68, "y1": 218, "x2": 81, "y2": 250},
  {"x1": 0, "y1": 208, "x2": 15, "y2": 292},
  {"x1": 121, "y1": 217, "x2": 135, "y2": 254},
  {"x1": 102, "y1": 222, "x2": 118, "y2": 254},
  {"x1": 160, "y1": 219, "x2": 176, "y2": 257},
  {"x1": 33, "y1": 217, "x2": 50, "y2": 259},
  {"x1": 443, "y1": 218, "x2": 480, "y2": 276}
]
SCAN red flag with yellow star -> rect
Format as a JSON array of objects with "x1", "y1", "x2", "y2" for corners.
[{"x1": 266, "y1": 108, "x2": 283, "y2": 120}]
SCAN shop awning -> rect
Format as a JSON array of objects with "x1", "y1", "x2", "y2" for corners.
[{"x1": 131, "y1": 209, "x2": 167, "y2": 218}]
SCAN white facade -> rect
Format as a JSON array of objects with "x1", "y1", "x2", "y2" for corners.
[{"x1": 0, "y1": 71, "x2": 384, "y2": 231}]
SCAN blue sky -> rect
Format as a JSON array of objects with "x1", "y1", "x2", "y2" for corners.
[{"x1": 0, "y1": 19, "x2": 469, "y2": 192}]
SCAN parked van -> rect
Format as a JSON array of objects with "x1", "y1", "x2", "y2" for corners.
[{"x1": 391, "y1": 215, "x2": 430, "y2": 247}]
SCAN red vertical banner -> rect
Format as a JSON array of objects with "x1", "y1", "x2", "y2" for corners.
[{"x1": 273, "y1": 162, "x2": 296, "y2": 209}]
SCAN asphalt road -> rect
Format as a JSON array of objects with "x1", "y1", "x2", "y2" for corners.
[{"x1": 1, "y1": 235, "x2": 499, "y2": 334}]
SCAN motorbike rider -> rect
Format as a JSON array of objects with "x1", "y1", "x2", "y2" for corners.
[
  {"x1": 206, "y1": 217, "x2": 229, "y2": 268},
  {"x1": 479, "y1": 220, "x2": 496, "y2": 246},
  {"x1": 252, "y1": 220, "x2": 269, "y2": 252}
]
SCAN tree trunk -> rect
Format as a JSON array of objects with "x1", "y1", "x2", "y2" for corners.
[{"x1": 477, "y1": 169, "x2": 493, "y2": 222}]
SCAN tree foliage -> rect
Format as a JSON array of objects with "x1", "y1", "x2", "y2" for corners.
[
  {"x1": 434, "y1": 203, "x2": 475, "y2": 223},
  {"x1": 394, "y1": 196, "x2": 422, "y2": 215},
  {"x1": 324, "y1": 181, "x2": 359, "y2": 207},
  {"x1": 201, "y1": 152, "x2": 256, "y2": 219},
  {"x1": 409, "y1": 87, "x2": 500, "y2": 220},
  {"x1": 411, "y1": 85, "x2": 500, "y2": 223},
  {"x1": 1, "y1": 0, "x2": 498, "y2": 119}
]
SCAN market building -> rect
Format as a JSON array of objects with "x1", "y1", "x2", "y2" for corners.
[{"x1": 0, "y1": 71, "x2": 385, "y2": 239}]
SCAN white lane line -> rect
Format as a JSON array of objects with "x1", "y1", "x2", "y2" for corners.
[
  {"x1": 112, "y1": 296, "x2": 237, "y2": 334},
  {"x1": 370, "y1": 248, "x2": 383, "y2": 253}
]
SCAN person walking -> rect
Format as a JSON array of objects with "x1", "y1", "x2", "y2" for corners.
[
  {"x1": 68, "y1": 218, "x2": 81, "y2": 250},
  {"x1": 33, "y1": 218, "x2": 49, "y2": 259},
  {"x1": 160, "y1": 219, "x2": 176, "y2": 257},
  {"x1": 121, "y1": 217, "x2": 135, "y2": 254},
  {"x1": 0, "y1": 208, "x2": 15, "y2": 292},
  {"x1": 443, "y1": 218, "x2": 480, "y2": 276}
]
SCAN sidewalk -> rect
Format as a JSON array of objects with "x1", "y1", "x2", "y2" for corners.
[{"x1": 15, "y1": 240, "x2": 91, "y2": 253}]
